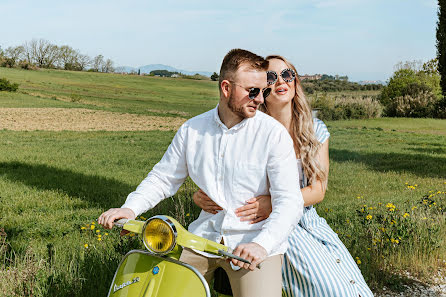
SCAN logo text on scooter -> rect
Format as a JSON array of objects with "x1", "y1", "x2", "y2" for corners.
[{"x1": 113, "y1": 277, "x2": 140, "y2": 293}]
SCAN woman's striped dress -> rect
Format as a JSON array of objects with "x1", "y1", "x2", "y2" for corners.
[{"x1": 282, "y1": 118, "x2": 373, "y2": 297}]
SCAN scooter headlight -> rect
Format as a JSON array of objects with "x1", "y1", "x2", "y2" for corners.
[{"x1": 142, "y1": 216, "x2": 177, "y2": 255}]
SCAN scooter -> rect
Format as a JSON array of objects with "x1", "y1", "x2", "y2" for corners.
[{"x1": 107, "y1": 215, "x2": 252, "y2": 297}]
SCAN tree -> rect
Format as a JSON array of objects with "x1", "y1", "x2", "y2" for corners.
[
  {"x1": 102, "y1": 58, "x2": 114, "y2": 73},
  {"x1": 437, "y1": 0, "x2": 446, "y2": 96},
  {"x1": 92, "y1": 54, "x2": 104, "y2": 72},
  {"x1": 4, "y1": 46, "x2": 24, "y2": 66},
  {"x1": 210, "y1": 72, "x2": 219, "y2": 81}
]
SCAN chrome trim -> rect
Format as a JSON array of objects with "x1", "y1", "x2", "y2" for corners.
[
  {"x1": 107, "y1": 249, "x2": 211, "y2": 297},
  {"x1": 142, "y1": 215, "x2": 178, "y2": 255}
]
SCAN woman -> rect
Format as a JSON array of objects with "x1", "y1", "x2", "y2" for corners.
[{"x1": 193, "y1": 55, "x2": 373, "y2": 297}]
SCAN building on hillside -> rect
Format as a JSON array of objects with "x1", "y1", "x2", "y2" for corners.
[{"x1": 299, "y1": 74, "x2": 322, "y2": 81}]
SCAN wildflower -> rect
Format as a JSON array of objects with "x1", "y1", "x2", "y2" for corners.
[
  {"x1": 96, "y1": 230, "x2": 100, "y2": 233},
  {"x1": 378, "y1": 202, "x2": 382, "y2": 206},
  {"x1": 367, "y1": 248, "x2": 371, "y2": 250},
  {"x1": 186, "y1": 213, "x2": 190, "y2": 217},
  {"x1": 97, "y1": 234, "x2": 102, "y2": 238},
  {"x1": 105, "y1": 233, "x2": 109, "y2": 236},
  {"x1": 422, "y1": 217, "x2": 427, "y2": 220},
  {"x1": 81, "y1": 227, "x2": 86, "y2": 230},
  {"x1": 366, "y1": 215, "x2": 372, "y2": 220},
  {"x1": 91, "y1": 221, "x2": 95, "y2": 225},
  {"x1": 381, "y1": 227, "x2": 386, "y2": 232},
  {"x1": 97, "y1": 237, "x2": 102, "y2": 241},
  {"x1": 84, "y1": 244, "x2": 89, "y2": 248},
  {"x1": 90, "y1": 225, "x2": 95, "y2": 230},
  {"x1": 356, "y1": 259, "x2": 361, "y2": 265},
  {"x1": 403, "y1": 213, "x2": 410, "y2": 218},
  {"x1": 395, "y1": 239, "x2": 399, "y2": 244},
  {"x1": 412, "y1": 206, "x2": 417, "y2": 210}
]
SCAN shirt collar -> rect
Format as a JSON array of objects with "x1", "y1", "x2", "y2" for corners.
[{"x1": 213, "y1": 104, "x2": 252, "y2": 131}]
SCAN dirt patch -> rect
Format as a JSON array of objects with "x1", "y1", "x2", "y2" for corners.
[{"x1": 0, "y1": 108, "x2": 186, "y2": 131}]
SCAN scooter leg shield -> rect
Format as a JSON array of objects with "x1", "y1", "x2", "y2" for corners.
[{"x1": 108, "y1": 250, "x2": 211, "y2": 297}]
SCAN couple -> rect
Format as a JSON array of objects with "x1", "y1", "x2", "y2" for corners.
[{"x1": 99, "y1": 49, "x2": 373, "y2": 297}]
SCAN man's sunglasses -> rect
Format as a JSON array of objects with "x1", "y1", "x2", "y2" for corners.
[
  {"x1": 231, "y1": 82, "x2": 271, "y2": 100},
  {"x1": 267, "y1": 68, "x2": 296, "y2": 85}
]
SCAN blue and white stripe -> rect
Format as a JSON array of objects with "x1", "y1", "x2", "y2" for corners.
[{"x1": 282, "y1": 119, "x2": 373, "y2": 297}]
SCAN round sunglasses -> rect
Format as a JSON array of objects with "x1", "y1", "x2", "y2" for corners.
[
  {"x1": 267, "y1": 68, "x2": 296, "y2": 85},
  {"x1": 231, "y1": 82, "x2": 271, "y2": 100}
]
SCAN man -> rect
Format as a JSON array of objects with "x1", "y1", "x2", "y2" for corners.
[{"x1": 98, "y1": 49, "x2": 304, "y2": 297}]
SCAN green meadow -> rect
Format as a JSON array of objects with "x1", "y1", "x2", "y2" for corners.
[{"x1": 0, "y1": 67, "x2": 445, "y2": 296}]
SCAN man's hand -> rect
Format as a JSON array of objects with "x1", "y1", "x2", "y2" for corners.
[
  {"x1": 231, "y1": 243, "x2": 267, "y2": 271},
  {"x1": 98, "y1": 208, "x2": 136, "y2": 229}
]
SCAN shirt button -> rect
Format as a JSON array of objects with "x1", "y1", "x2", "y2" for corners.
[
  {"x1": 350, "y1": 280, "x2": 355, "y2": 284},
  {"x1": 336, "y1": 259, "x2": 341, "y2": 263}
]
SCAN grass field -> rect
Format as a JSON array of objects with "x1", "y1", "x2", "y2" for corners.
[{"x1": 0, "y1": 67, "x2": 445, "y2": 296}]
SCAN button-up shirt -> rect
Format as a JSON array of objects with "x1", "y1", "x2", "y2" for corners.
[{"x1": 122, "y1": 106, "x2": 304, "y2": 256}]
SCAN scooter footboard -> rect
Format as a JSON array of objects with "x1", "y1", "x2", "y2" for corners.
[{"x1": 108, "y1": 250, "x2": 211, "y2": 297}]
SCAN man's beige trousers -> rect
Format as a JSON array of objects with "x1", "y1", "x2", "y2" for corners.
[{"x1": 179, "y1": 248, "x2": 283, "y2": 297}]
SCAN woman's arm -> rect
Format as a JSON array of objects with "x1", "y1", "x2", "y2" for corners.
[{"x1": 235, "y1": 139, "x2": 330, "y2": 223}]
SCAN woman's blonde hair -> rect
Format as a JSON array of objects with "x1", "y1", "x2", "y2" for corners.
[{"x1": 261, "y1": 55, "x2": 327, "y2": 186}]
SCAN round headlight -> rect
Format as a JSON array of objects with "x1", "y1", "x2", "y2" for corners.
[{"x1": 143, "y1": 216, "x2": 176, "y2": 255}]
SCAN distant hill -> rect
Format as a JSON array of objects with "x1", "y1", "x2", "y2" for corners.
[{"x1": 115, "y1": 64, "x2": 213, "y2": 77}]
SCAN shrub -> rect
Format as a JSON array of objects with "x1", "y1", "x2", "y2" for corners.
[
  {"x1": 0, "y1": 78, "x2": 19, "y2": 92},
  {"x1": 18, "y1": 60, "x2": 36, "y2": 70},
  {"x1": 379, "y1": 61, "x2": 442, "y2": 117},
  {"x1": 393, "y1": 91, "x2": 438, "y2": 117},
  {"x1": 311, "y1": 95, "x2": 383, "y2": 120}
]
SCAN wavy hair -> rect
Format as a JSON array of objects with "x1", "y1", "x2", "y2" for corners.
[{"x1": 261, "y1": 55, "x2": 327, "y2": 186}]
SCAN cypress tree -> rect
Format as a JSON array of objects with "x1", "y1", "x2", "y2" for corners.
[{"x1": 437, "y1": 0, "x2": 446, "y2": 96}]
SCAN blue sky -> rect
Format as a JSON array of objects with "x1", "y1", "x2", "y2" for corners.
[{"x1": 0, "y1": 0, "x2": 437, "y2": 81}]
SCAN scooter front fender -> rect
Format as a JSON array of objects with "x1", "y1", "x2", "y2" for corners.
[{"x1": 107, "y1": 250, "x2": 211, "y2": 297}]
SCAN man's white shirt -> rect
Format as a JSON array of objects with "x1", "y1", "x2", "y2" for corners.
[{"x1": 122, "y1": 106, "x2": 304, "y2": 256}]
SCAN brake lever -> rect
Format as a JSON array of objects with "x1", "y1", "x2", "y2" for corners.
[
  {"x1": 218, "y1": 250, "x2": 262, "y2": 269},
  {"x1": 113, "y1": 219, "x2": 129, "y2": 227}
]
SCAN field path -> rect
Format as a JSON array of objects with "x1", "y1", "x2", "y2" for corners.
[{"x1": 0, "y1": 108, "x2": 185, "y2": 131}]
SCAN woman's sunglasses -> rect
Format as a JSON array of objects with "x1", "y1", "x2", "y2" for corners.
[
  {"x1": 267, "y1": 68, "x2": 296, "y2": 85},
  {"x1": 231, "y1": 82, "x2": 271, "y2": 100}
]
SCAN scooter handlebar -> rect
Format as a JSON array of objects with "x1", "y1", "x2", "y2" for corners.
[{"x1": 218, "y1": 249, "x2": 261, "y2": 269}]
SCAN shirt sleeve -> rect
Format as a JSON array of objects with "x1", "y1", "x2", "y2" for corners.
[
  {"x1": 121, "y1": 123, "x2": 189, "y2": 216},
  {"x1": 313, "y1": 118, "x2": 330, "y2": 144},
  {"x1": 252, "y1": 128, "x2": 304, "y2": 254}
]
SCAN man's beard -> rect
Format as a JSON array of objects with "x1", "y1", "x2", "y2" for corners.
[{"x1": 228, "y1": 89, "x2": 250, "y2": 119}]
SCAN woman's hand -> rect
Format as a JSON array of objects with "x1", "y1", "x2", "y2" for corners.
[
  {"x1": 235, "y1": 195, "x2": 272, "y2": 224},
  {"x1": 193, "y1": 189, "x2": 222, "y2": 214}
]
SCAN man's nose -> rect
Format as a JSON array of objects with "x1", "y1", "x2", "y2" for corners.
[{"x1": 254, "y1": 92, "x2": 264, "y2": 104}]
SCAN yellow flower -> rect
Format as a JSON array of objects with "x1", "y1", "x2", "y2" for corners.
[
  {"x1": 96, "y1": 230, "x2": 100, "y2": 233},
  {"x1": 366, "y1": 215, "x2": 372, "y2": 220},
  {"x1": 367, "y1": 248, "x2": 371, "y2": 250},
  {"x1": 411, "y1": 206, "x2": 417, "y2": 210},
  {"x1": 356, "y1": 259, "x2": 361, "y2": 265},
  {"x1": 91, "y1": 221, "x2": 95, "y2": 225},
  {"x1": 403, "y1": 213, "x2": 410, "y2": 218},
  {"x1": 105, "y1": 233, "x2": 109, "y2": 236},
  {"x1": 81, "y1": 227, "x2": 86, "y2": 230},
  {"x1": 422, "y1": 217, "x2": 427, "y2": 220},
  {"x1": 381, "y1": 227, "x2": 386, "y2": 232},
  {"x1": 97, "y1": 234, "x2": 102, "y2": 237},
  {"x1": 97, "y1": 237, "x2": 102, "y2": 241},
  {"x1": 90, "y1": 225, "x2": 95, "y2": 230},
  {"x1": 130, "y1": 233, "x2": 136, "y2": 237},
  {"x1": 395, "y1": 239, "x2": 399, "y2": 244},
  {"x1": 186, "y1": 213, "x2": 190, "y2": 217},
  {"x1": 84, "y1": 244, "x2": 89, "y2": 248}
]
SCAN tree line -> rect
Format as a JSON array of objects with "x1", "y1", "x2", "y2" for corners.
[{"x1": 0, "y1": 39, "x2": 114, "y2": 73}]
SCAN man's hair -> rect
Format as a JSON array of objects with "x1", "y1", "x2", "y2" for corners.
[{"x1": 218, "y1": 49, "x2": 268, "y2": 91}]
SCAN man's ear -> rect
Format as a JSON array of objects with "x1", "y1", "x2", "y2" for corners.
[{"x1": 220, "y1": 80, "x2": 231, "y2": 99}]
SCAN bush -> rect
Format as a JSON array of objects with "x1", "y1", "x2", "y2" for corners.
[
  {"x1": 311, "y1": 94, "x2": 383, "y2": 120},
  {"x1": 379, "y1": 61, "x2": 442, "y2": 117},
  {"x1": 18, "y1": 60, "x2": 36, "y2": 70},
  {"x1": 392, "y1": 91, "x2": 438, "y2": 117},
  {"x1": 0, "y1": 78, "x2": 19, "y2": 92}
]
